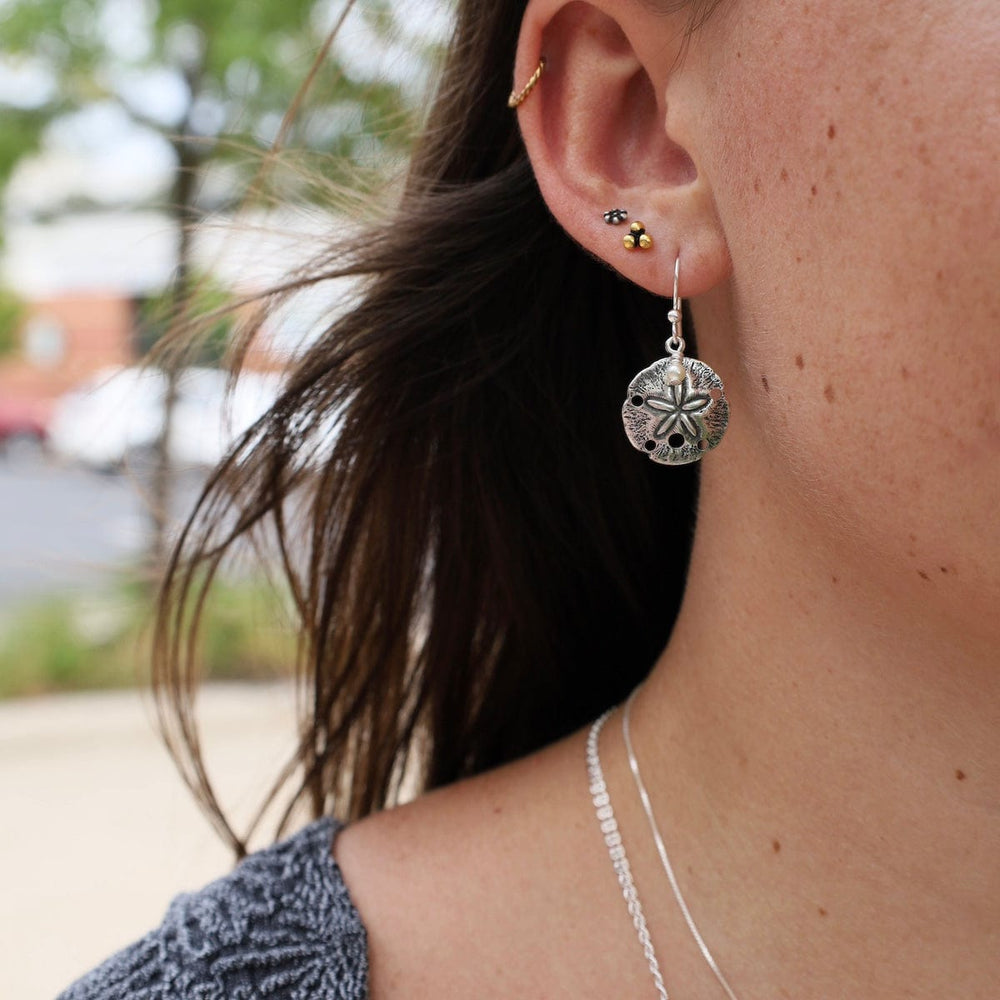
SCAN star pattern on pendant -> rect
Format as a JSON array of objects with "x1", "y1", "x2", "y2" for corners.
[{"x1": 642, "y1": 379, "x2": 713, "y2": 441}]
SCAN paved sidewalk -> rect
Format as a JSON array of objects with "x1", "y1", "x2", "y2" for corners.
[{"x1": 0, "y1": 684, "x2": 298, "y2": 1000}]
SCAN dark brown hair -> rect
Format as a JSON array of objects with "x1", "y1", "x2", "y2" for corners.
[{"x1": 156, "y1": 0, "x2": 710, "y2": 857}]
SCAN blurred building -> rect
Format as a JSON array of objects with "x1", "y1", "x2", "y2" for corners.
[
  {"x1": 0, "y1": 212, "x2": 172, "y2": 422},
  {"x1": 1, "y1": 294, "x2": 135, "y2": 417},
  {"x1": 0, "y1": 209, "x2": 339, "y2": 425}
]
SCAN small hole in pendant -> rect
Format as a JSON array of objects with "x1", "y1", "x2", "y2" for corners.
[
  {"x1": 643, "y1": 440, "x2": 657, "y2": 452},
  {"x1": 697, "y1": 439, "x2": 709, "y2": 451},
  {"x1": 668, "y1": 433, "x2": 685, "y2": 449},
  {"x1": 710, "y1": 388, "x2": 723, "y2": 402},
  {"x1": 631, "y1": 395, "x2": 644, "y2": 407}
]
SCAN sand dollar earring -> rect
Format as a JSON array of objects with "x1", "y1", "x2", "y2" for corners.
[{"x1": 622, "y1": 256, "x2": 729, "y2": 465}]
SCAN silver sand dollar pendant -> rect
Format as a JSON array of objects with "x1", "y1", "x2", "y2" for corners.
[
  {"x1": 621, "y1": 255, "x2": 729, "y2": 466},
  {"x1": 622, "y1": 356, "x2": 729, "y2": 465}
]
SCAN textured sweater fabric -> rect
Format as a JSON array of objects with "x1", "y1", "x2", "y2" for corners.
[{"x1": 57, "y1": 818, "x2": 368, "y2": 1000}]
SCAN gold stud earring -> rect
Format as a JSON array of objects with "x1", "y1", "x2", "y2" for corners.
[
  {"x1": 623, "y1": 221, "x2": 653, "y2": 251},
  {"x1": 507, "y1": 57, "x2": 547, "y2": 109}
]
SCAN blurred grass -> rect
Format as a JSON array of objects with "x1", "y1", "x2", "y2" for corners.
[{"x1": 0, "y1": 576, "x2": 297, "y2": 699}]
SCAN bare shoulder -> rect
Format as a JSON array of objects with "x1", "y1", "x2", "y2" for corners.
[{"x1": 333, "y1": 726, "x2": 622, "y2": 999}]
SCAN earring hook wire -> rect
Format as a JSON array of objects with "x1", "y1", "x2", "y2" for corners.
[{"x1": 667, "y1": 255, "x2": 685, "y2": 355}]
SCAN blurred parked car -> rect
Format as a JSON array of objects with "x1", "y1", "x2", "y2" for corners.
[
  {"x1": 0, "y1": 398, "x2": 48, "y2": 460},
  {"x1": 48, "y1": 366, "x2": 282, "y2": 472}
]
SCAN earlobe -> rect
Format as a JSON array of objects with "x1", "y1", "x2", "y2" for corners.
[{"x1": 512, "y1": 0, "x2": 730, "y2": 299}]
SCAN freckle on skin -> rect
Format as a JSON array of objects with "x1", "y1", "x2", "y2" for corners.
[
  {"x1": 831, "y1": 576, "x2": 839, "y2": 584},
  {"x1": 824, "y1": 384, "x2": 835, "y2": 403},
  {"x1": 796, "y1": 354, "x2": 804, "y2": 369},
  {"x1": 762, "y1": 375, "x2": 770, "y2": 393},
  {"x1": 818, "y1": 907, "x2": 829, "y2": 918},
  {"x1": 901, "y1": 365, "x2": 910, "y2": 379},
  {"x1": 772, "y1": 840, "x2": 781, "y2": 854},
  {"x1": 827, "y1": 123, "x2": 836, "y2": 139},
  {"x1": 935, "y1": 270, "x2": 944, "y2": 282},
  {"x1": 956, "y1": 769, "x2": 967, "y2": 781},
  {"x1": 810, "y1": 185, "x2": 818, "y2": 196},
  {"x1": 918, "y1": 570, "x2": 930, "y2": 581},
  {"x1": 780, "y1": 167, "x2": 789, "y2": 182},
  {"x1": 939, "y1": 566, "x2": 948, "y2": 574}
]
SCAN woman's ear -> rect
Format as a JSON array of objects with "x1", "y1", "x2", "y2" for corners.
[{"x1": 512, "y1": 0, "x2": 730, "y2": 298}]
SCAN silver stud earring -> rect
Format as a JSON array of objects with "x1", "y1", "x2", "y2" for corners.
[{"x1": 621, "y1": 256, "x2": 729, "y2": 465}]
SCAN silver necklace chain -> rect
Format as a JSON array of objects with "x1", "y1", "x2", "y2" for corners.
[
  {"x1": 587, "y1": 694, "x2": 746, "y2": 1000},
  {"x1": 587, "y1": 709, "x2": 670, "y2": 999},
  {"x1": 622, "y1": 689, "x2": 744, "y2": 1000}
]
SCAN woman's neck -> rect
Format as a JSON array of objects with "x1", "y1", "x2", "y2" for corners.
[{"x1": 629, "y1": 442, "x2": 1000, "y2": 997}]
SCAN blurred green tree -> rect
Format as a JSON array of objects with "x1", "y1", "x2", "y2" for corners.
[
  {"x1": 137, "y1": 276, "x2": 235, "y2": 366},
  {"x1": 0, "y1": 0, "x2": 433, "y2": 198},
  {"x1": 0, "y1": 287, "x2": 26, "y2": 357},
  {"x1": 0, "y1": 0, "x2": 443, "y2": 565}
]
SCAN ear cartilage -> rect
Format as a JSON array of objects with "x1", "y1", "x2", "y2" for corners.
[
  {"x1": 623, "y1": 221, "x2": 653, "y2": 251},
  {"x1": 603, "y1": 208, "x2": 629, "y2": 225}
]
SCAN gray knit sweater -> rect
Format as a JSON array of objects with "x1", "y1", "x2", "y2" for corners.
[{"x1": 57, "y1": 818, "x2": 368, "y2": 1000}]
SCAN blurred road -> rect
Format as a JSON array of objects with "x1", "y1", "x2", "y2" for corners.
[
  {"x1": 0, "y1": 683, "x2": 299, "y2": 999},
  {"x1": 0, "y1": 459, "x2": 201, "y2": 610}
]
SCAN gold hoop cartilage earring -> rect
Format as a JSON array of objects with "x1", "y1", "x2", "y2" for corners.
[
  {"x1": 507, "y1": 57, "x2": 546, "y2": 109},
  {"x1": 624, "y1": 221, "x2": 653, "y2": 251}
]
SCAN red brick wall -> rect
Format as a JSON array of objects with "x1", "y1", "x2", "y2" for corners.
[{"x1": 0, "y1": 294, "x2": 135, "y2": 419}]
